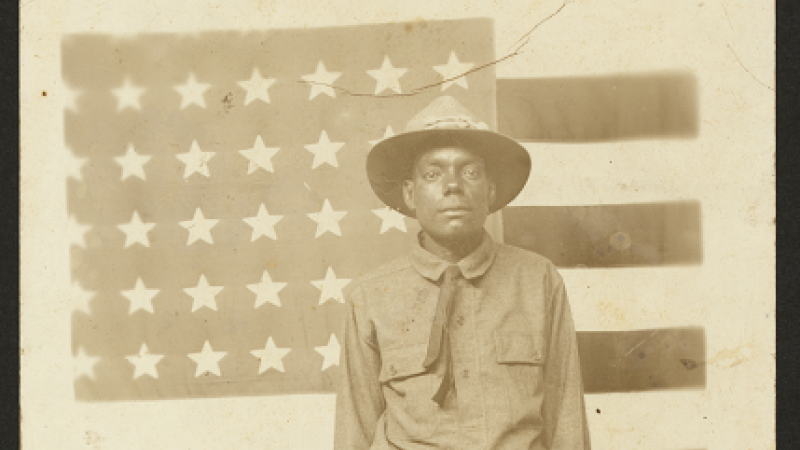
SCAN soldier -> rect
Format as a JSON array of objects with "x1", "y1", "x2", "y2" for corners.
[{"x1": 334, "y1": 96, "x2": 590, "y2": 450}]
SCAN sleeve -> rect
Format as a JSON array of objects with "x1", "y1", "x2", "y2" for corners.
[
  {"x1": 333, "y1": 284, "x2": 385, "y2": 450},
  {"x1": 541, "y1": 266, "x2": 591, "y2": 450}
]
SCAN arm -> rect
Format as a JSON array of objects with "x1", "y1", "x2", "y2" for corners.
[
  {"x1": 333, "y1": 284, "x2": 385, "y2": 450},
  {"x1": 541, "y1": 267, "x2": 591, "y2": 450}
]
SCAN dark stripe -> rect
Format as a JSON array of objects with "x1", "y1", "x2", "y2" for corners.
[
  {"x1": 578, "y1": 327, "x2": 706, "y2": 394},
  {"x1": 497, "y1": 72, "x2": 699, "y2": 142},
  {"x1": 503, "y1": 201, "x2": 702, "y2": 268}
]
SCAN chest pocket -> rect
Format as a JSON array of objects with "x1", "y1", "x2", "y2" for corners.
[
  {"x1": 379, "y1": 343, "x2": 441, "y2": 440},
  {"x1": 495, "y1": 332, "x2": 547, "y2": 398}
]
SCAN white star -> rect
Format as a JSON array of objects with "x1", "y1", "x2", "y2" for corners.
[
  {"x1": 432, "y1": 51, "x2": 475, "y2": 91},
  {"x1": 188, "y1": 340, "x2": 227, "y2": 377},
  {"x1": 239, "y1": 135, "x2": 280, "y2": 174},
  {"x1": 367, "y1": 55, "x2": 408, "y2": 95},
  {"x1": 311, "y1": 267, "x2": 351, "y2": 305},
  {"x1": 117, "y1": 211, "x2": 156, "y2": 248},
  {"x1": 179, "y1": 208, "x2": 219, "y2": 245},
  {"x1": 111, "y1": 77, "x2": 146, "y2": 111},
  {"x1": 302, "y1": 61, "x2": 342, "y2": 100},
  {"x1": 121, "y1": 277, "x2": 160, "y2": 314},
  {"x1": 114, "y1": 144, "x2": 151, "y2": 181},
  {"x1": 184, "y1": 274, "x2": 224, "y2": 312},
  {"x1": 125, "y1": 343, "x2": 164, "y2": 379},
  {"x1": 237, "y1": 68, "x2": 276, "y2": 105},
  {"x1": 368, "y1": 125, "x2": 396, "y2": 147},
  {"x1": 65, "y1": 146, "x2": 87, "y2": 181},
  {"x1": 176, "y1": 140, "x2": 216, "y2": 179},
  {"x1": 243, "y1": 204, "x2": 283, "y2": 241},
  {"x1": 307, "y1": 199, "x2": 347, "y2": 237},
  {"x1": 372, "y1": 207, "x2": 407, "y2": 234},
  {"x1": 314, "y1": 333, "x2": 341, "y2": 371},
  {"x1": 63, "y1": 83, "x2": 83, "y2": 112},
  {"x1": 174, "y1": 73, "x2": 212, "y2": 109},
  {"x1": 304, "y1": 130, "x2": 344, "y2": 169},
  {"x1": 74, "y1": 346, "x2": 100, "y2": 380},
  {"x1": 247, "y1": 269, "x2": 287, "y2": 308},
  {"x1": 250, "y1": 337, "x2": 291, "y2": 373},
  {"x1": 68, "y1": 214, "x2": 90, "y2": 248},
  {"x1": 68, "y1": 280, "x2": 95, "y2": 315}
]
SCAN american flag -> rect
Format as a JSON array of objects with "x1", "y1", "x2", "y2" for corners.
[{"x1": 65, "y1": 19, "x2": 497, "y2": 400}]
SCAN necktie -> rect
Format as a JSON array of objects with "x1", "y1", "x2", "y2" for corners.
[{"x1": 423, "y1": 265, "x2": 461, "y2": 406}]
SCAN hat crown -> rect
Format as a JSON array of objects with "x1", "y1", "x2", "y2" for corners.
[{"x1": 404, "y1": 96, "x2": 489, "y2": 133}]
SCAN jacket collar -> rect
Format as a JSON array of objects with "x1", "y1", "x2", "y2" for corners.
[{"x1": 410, "y1": 230, "x2": 496, "y2": 282}]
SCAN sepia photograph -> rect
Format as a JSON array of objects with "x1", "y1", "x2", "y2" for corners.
[{"x1": 21, "y1": 0, "x2": 774, "y2": 449}]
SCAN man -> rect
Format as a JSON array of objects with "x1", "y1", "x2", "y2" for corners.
[{"x1": 334, "y1": 96, "x2": 590, "y2": 450}]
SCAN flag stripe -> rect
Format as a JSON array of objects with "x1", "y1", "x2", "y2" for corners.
[
  {"x1": 577, "y1": 327, "x2": 705, "y2": 394},
  {"x1": 497, "y1": 73, "x2": 699, "y2": 142},
  {"x1": 502, "y1": 201, "x2": 702, "y2": 268}
]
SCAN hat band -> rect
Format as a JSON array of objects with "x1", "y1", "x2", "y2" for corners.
[{"x1": 422, "y1": 115, "x2": 489, "y2": 130}]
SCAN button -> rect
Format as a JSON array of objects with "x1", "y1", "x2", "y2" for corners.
[
  {"x1": 455, "y1": 316, "x2": 466, "y2": 326},
  {"x1": 388, "y1": 365, "x2": 397, "y2": 376},
  {"x1": 461, "y1": 369, "x2": 470, "y2": 378},
  {"x1": 532, "y1": 350, "x2": 541, "y2": 361}
]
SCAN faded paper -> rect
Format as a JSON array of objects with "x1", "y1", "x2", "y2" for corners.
[{"x1": 21, "y1": 0, "x2": 775, "y2": 449}]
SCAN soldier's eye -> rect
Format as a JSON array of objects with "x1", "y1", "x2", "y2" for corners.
[
  {"x1": 422, "y1": 170, "x2": 440, "y2": 181},
  {"x1": 463, "y1": 166, "x2": 483, "y2": 179}
]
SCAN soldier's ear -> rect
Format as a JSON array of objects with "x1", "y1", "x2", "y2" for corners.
[
  {"x1": 403, "y1": 179, "x2": 416, "y2": 211},
  {"x1": 488, "y1": 179, "x2": 497, "y2": 209}
]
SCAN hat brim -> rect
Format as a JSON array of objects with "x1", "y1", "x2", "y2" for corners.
[{"x1": 367, "y1": 128, "x2": 531, "y2": 218}]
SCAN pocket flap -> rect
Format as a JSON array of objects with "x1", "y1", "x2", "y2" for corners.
[
  {"x1": 379, "y1": 343, "x2": 431, "y2": 382},
  {"x1": 495, "y1": 332, "x2": 546, "y2": 364}
]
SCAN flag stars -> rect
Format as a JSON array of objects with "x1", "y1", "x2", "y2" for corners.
[
  {"x1": 238, "y1": 68, "x2": 276, "y2": 105},
  {"x1": 184, "y1": 274, "x2": 224, "y2": 312},
  {"x1": 68, "y1": 280, "x2": 96, "y2": 315},
  {"x1": 247, "y1": 269, "x2": 287, "y2": 308},
  {"x1": 243, "y1": 204, "x2": 283, "y2": 241},
  {"x1": 311, "y1": 267, "x2": 351, "y2": 305},
  {"x1": 368, "y1": 125, "x2": 396, "y2": 147},
  {"x1": 250, "y1": 337, "x2": 291, "y2": 373},
  {"x1": 114, "y1": 144, "x2": 151, "y2": 181},
  {"x1": 111, "y1": 77, "x2": 146, "y2": 111},
  {"x1": 125, "y1": 343, "x2": 164, "y2": 379},
  {"x1": 65, "y1": 146, "x2": 87, "y2": 181},
  {"x1": 432, "y1": 51, "x2": 474, "y2": 91},
  {"x1": 179, "y1": 208, "x2": 219, "y2": 245},
  {"x1": 118, "y1": 211, "x2": 156, "y2": 248},
  {"x1": 68, "y1": 214, "x2": 90, "y2": 248},
  {"x1": 188, "y1": 340, "x2": 227, "y2": 377},
  {"x1": 305, "y1": 130, "x2": 344, "y2": 169},
  {"x1": 307, "y1": 199, "x2": 347, "y2": 237},
  {"x1": 239, "y1": 135, "x2": 280, "y2": 174},
  {"x1": 74, "y1": 346, "x2": 100, "y2": 380},
  {"x1": 176, "y1": 140, "x2": 216, "y2": 179},
  {"x1": 368, "y1": 55, "x2": 408, "y2": 95},
  {"x1": 314, "y1": 333, "x2": 341, "y2": 371},
  {"x1": 121, "y1": 277, "x2": 160, "y2": 314},
  {"x1": 174, "y1": 73, "x2": 212, "y2": 109},
  {"x1": 302, "y1": 61, "x2": 342, "y2": 100},
  {"x1": 372, "y1": 207, "x2": 407, "y2": 234},
  {"x1": 63, "y1": 83, "x2": 83, "y2": 112}
]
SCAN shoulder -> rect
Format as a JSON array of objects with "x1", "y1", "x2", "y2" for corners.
[
  {"x1": 344, "y1": 253, "x2": 414, "y2": 297},
  {"x1": 494, "y1": 242, "x2": 564, "y2": 286},
  {"x1": 495, "y1": 242, "x2": 557, "y2": 270}
]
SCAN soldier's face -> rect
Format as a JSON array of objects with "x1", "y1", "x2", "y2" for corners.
[{"x1": 403, "y1": 146, "x2": 496, "y2": 243}]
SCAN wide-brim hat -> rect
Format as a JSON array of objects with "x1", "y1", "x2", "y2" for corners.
[{"x1": 367, "y1": 95, "x2": 531, "y2": 217}]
